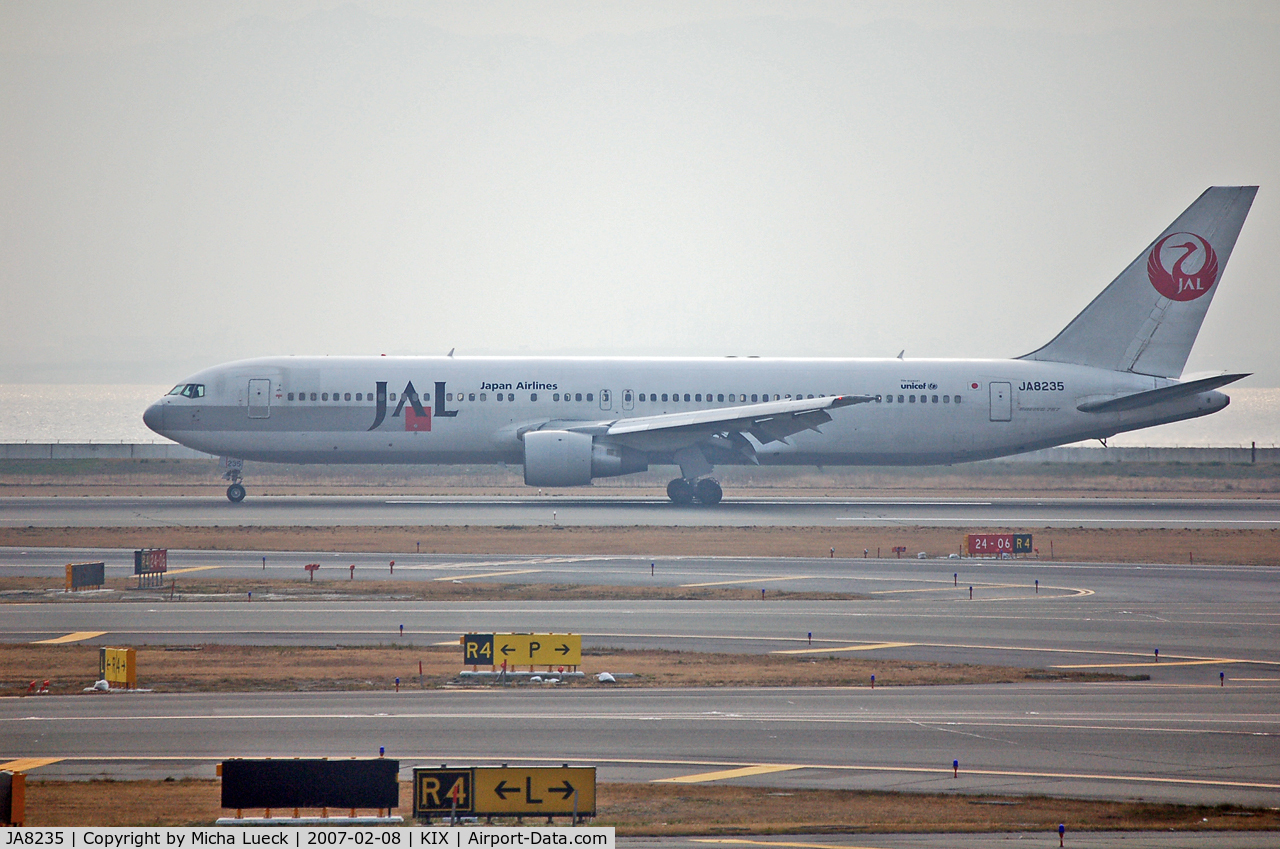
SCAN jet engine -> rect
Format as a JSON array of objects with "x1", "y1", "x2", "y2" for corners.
[{"x1": 522, "y1": 430, "x2": 647, "y2": 486}]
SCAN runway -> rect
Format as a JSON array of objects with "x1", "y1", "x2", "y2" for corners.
[
  {"x1": 5, "y1": 684, "x2": 1279, "y2": 807},
  {"x1": 4, "y1": 548, "x2": 1280, "y2": 810},
  {"x1": 1, "y1": 494, "x2": 1278, "y2": 528},
  {"x1": 5, "y1": 549, "x2": 1279, "y2": 676}
]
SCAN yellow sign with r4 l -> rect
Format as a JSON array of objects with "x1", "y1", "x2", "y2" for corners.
[
  {"x1": 463, "y1": 633, "x2": 582, "y2": 666},
  {"x1": 413, "y1": 766, "x2": 596, "y2": 818}
]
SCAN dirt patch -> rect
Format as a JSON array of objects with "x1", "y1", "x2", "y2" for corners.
[
  {"x1": 0, "y1": 644, "x2": 1134, "y2": 696},
  {"x1": 2, "y1": 524, "x2": 1278, "y2": 565},
  {"x1": 18, "y1": 779, "x2": 1280, "y2": 832}
]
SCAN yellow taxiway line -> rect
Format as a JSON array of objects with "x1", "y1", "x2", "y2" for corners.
[
  {"x1": 33, "y1": 631, "x2": 105, "y2": 644},
  {"x1": 694, "y1": 841, "x2": 887, "y2": 849},
  {"x1": 435, "y1": 569, "x2": 542, "y2": 582},
  {"x1": 0, "y1": 757, "x2": 63, "y2": 771},
  {"x1": 165, "y1": 566, "x2": 223, "y2": 575},
  {"x1": 774, "y1": 642, "x2": 916, "y2": 655},
  {"x1": 681, "y1": 576, "x2": 812, "y2": 588},
  {"x1": 658, "y1": 764, "x2": 805, "y2": 783}
]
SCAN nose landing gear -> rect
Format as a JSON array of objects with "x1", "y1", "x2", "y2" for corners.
[
  {"x1": 666, "y1": 477, "x2": 722, "y2": 505},
  {"x1": 221, "y1": 457, "x2": 247, "y2": 503}
]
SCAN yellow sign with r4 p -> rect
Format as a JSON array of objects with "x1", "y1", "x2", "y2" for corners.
[{"x1": 463, "y1": 633, "x2": 582, "y2": 667}]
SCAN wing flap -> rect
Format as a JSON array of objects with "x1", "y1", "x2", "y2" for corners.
[{"x1": 597, "y1": 394, "x2": 871, "y2": 443}]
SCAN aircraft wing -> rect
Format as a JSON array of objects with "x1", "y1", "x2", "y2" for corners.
[{"x1": 566, "y1": 394, "x2": 873, "y2": 446}]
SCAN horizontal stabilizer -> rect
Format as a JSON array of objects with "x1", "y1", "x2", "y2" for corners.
[{"x1": 1076, "y1": 373, "x2": 1249, "y2": 414}]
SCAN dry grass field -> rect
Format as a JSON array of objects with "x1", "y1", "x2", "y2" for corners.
[
  {"x1": 1, "y1": 523, "x2": 1277, "y2": 565},
  {"x1": 0, "y1": 643, "x2": 1132, "y2": 696},
  {"x1": 18, "y1": 779, "x2": 1280, "y2": 833}
]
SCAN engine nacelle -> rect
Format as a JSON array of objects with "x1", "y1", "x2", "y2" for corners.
[{"x1": 522, "y1": 430, "x2": 647, "y2": 487}]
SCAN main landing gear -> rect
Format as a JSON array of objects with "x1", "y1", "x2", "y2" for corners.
[{"x1": 667, "y1": 478, "x2": 723, "y2": 505}]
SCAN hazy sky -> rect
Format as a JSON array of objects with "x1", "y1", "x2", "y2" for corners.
[{"x1": 3, "y1": 1, "x2": 1277, "y2": 384}]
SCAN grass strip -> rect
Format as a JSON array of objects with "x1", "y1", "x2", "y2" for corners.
[
  {"x1": 17, "y1": 779, "x2": 1280, "y2": 832},
  {"x1": 1, "y1": 525, "x2": 1278, "y2": 565},
  {"x1": 0, "y1": 644, "x2": 1136, "y2": 695}
]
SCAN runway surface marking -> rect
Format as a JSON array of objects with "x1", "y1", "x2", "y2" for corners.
[
  {"x1": 774, "y1": 643, "x2": 917, "y2": 655},
  {"x1": 0, "y1": 757, "x2": 63, "y2": 771},
  {"x1": 657, "y1": 765, "x2": 803, "y2": 783},
  {"x1": 165, "y1": 566, "x2": 223, "y2": 576},
  {"x1": 681, "y1": 576, "x2": 813, "y2": 588},
  {"x1": 32, "y1": 631, "x2": 105, "y2": 644},
  {"x1": 434, "y1": 569, "x2": 542, "y2": 582}
]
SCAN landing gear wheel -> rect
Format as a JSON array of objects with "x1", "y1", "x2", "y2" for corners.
[
  {"x1": 666, "y1": 478, "x2": 695, "y2": 505},
  {"x1": 694, "y1": 478, "x2": 723, "y2": 505},
  {"x1": 226, "y1": 483, "x2": 246, "y2": 503}
]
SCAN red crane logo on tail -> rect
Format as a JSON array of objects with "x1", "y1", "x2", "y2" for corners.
[{"x1": 1148, "y1": 232, "x2": 1218, "y2": 302}]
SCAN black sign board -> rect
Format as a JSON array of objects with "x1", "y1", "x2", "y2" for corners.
[{"x1": 221, "y1": 759, "x2": 399, "y2": 810}]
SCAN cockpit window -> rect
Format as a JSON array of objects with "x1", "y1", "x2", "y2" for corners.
[{"x1": 167, "y1": 384, "x2": 205, "y2": 398}]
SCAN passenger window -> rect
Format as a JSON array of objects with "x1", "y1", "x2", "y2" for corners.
[
  {"x1": 729, "y1": 394, "x2": 736, "y2": 402},
  {"x1": 932, "y1": 395, "x2": 938, "y2": 403},
  {"x1": 624, "y1": 391, "x2": 633, "y2": 403},
  {"x1": 390, "y1": 393, "x2": 397, "y2": 402},
  {"x1": 898, "y1": 395, "x2": 904, "y2": 403},
  {"x1": 553, "y1": 393, "x2": 560, "y2": 401},
  {"x1": 287, "y1": 393, "x2": 294, "y2": 401},
  {"x1": 695, "y1": 394, "x2": 702, "y2": 402},
  {"x1": 355, "y1": 393, "x2": 362, "y2": 401},
  {"x1": 531, "y1": 393, "x2": 538, "y2": 401},
  {"x1": 321, "y1": 393, "x2": 328, "y2": 401},
  {"x1": 468, "y1": 393, "x2": 475, "y2": 401},
  {"x1": 587, "y1": 393, "x2": 594, "y2": 402},
  {"x1": 480, "y1": 393, "x2": 487, "y2": 401},
  {"x1": 446, "y1": 393, "x2": 452, "y2": 401},
  {"x1": 875, "y1": 394, "x2": 882, "y2": 402},
  {"x1": 955, "y1": 395, "x2": 962, "y2": 404},
  {"x1": 943, "y1": 395, "x2": 950, "y2": 403},
  {"x1": 909, "y1": 395, "x2": 915, "y2": 403},
  {"x1": 886, "y1": 395, "x2": 893, "y2": 403},
  {"x1": 807, "y1": 394, "x2": 814, "y2": 399},
  {"x1": 750, "y1": 394, "x2": 757, "y2": 402},
  {"x1": 345, "y1": 393, "x2": 352, "y2": 401},
  {"x1": 508, "y1": 393, "x2": 514, "y2": 401},
  {"x1": 310, "y1": 393, "x2": 317, "y2": 401},
  {"x1": 575, "y1": 393, "x2": 582, "y2": 402},
  {"x1": 718, "y1": 394, "x2": 725, "y2": 402}
]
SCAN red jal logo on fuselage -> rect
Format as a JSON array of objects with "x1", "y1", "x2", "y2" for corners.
[{"x1": 1147, "y1": 232, "x2": 1218, "y2": 302}]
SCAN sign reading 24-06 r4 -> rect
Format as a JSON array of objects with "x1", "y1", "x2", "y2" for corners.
[
  {"x1": 474, "y1": 767, "x2": 596, "y2": 816},
  {"x1": 463, "y1": 633, "x2": 582, "y2": 666}
]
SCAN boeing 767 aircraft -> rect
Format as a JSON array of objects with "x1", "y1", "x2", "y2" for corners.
[{"x1": 144, "y1": 187, "x2": 1256, "y2": 504}]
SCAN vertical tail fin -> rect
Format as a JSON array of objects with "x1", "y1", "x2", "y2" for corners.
[{"x1": 1020, "y1": 186, "x2": 1256, "y2": 378}]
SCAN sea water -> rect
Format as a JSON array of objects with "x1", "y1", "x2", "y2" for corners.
[{"x1": 0, "y1": 384, "x2": 1276, "y2": 448}]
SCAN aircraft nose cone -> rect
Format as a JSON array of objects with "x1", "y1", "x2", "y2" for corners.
[{"x1": 143, "y1": 401, "x2": 165, "y2": 434}]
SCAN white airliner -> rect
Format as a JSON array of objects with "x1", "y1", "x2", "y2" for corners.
[{"x1": 145, "y1": 187, "x2": 1256, "y2": 504}]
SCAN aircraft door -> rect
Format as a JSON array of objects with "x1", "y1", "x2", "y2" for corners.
[
  {"x1": 248, "y1": 379, "x2": 271, "y2": 419},
  {"x1": 622, "y1": 389, "x2": 634, "y2": 411},
  {"x1": 599, "y1": 389, "x2": 612, "y2": 411},
  {"x1": 989, "y1": 382, "x2": 1012, "y2": 422}
]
